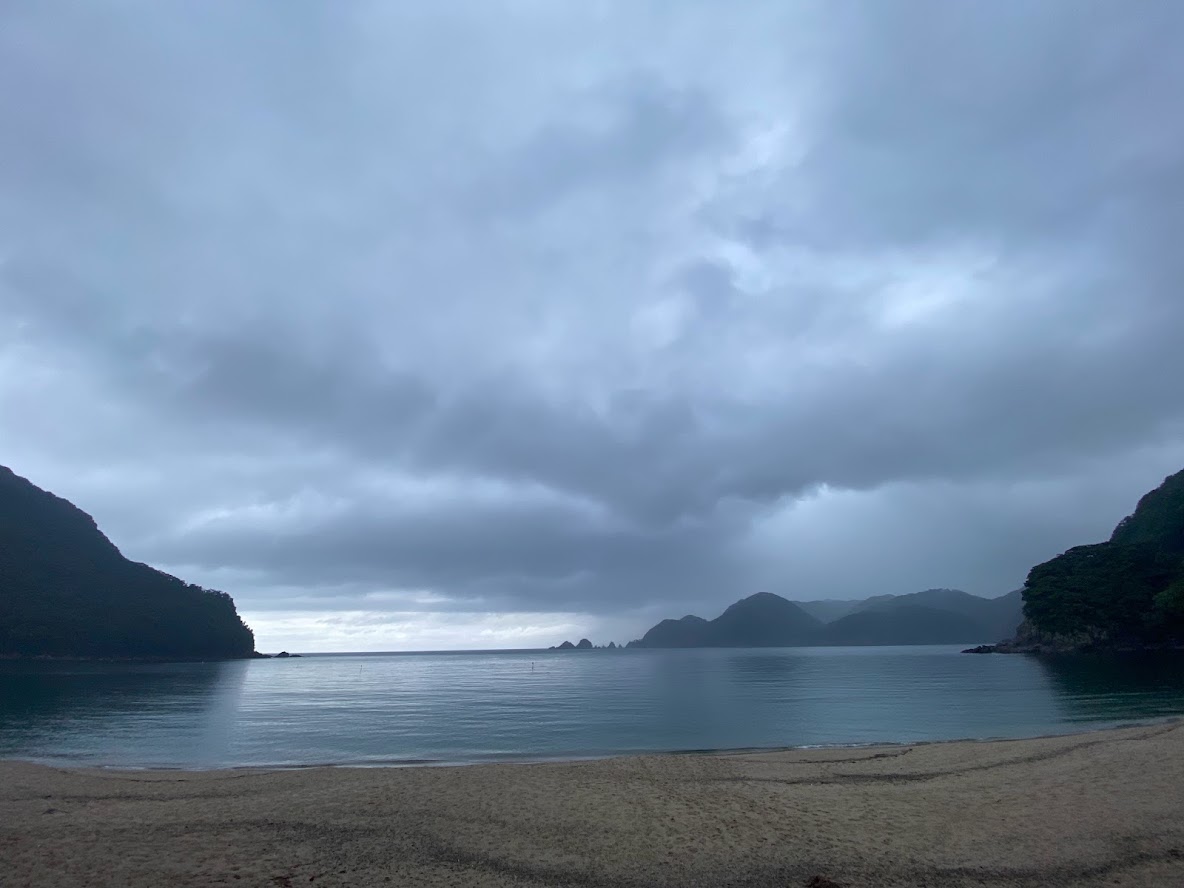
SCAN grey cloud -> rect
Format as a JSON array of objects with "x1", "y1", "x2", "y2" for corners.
[
  {"x1": 470, "y1": 77, "x2": 731, "y2": 218},
  {"x1": 147, "y1": 482, "x2": 747, "y2": 614},
  {"x1": 3, "y1": 1, "x2": 1184, "y2": 639},
  {"x1": 739, "y1": 1, "x2": 1184, "y2": 253}
]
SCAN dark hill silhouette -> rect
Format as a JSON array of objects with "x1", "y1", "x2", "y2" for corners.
[
  {"x1": 632, "y1": 593, "x2": 820, "y2": 648},
  {"x1": 636, "y1": 615, "x2": 710, "y2": 647},
  {"x1": 1109, "y1": 469, "x2": 1184, "y2": 551},
  {"x1": 622, "y1": 589, "x2": 1023, "y2": 649},
  {"x1": 1012, "y1": 468, "x2": 1184, "y2": 650},
  {"x1": 708, "y1": 592, "x2": 822, "y2": 646},
  {"x1": 0, "y1": 465, "x2": 256, "y2": 659},
  {"x1": 857, "y1": 588, "x2": 1024, "y2": 642},
  {"x1": 790, "y1": 599, "x2": 863, "y2": 623},
  {"x1": 981, "y1": 589, "x2": 1025, "y2": 640},
  {"x1": 818, "y1": 605, "x2": 988, "y2": 645}
]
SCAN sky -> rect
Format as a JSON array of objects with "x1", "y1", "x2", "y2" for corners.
[{"x1": 2, "y1": 1, "x2": 1183, "y2": 652}]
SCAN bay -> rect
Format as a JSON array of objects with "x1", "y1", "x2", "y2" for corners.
[{"x1": 2, "y1": 646, "x2": 1184, "y2": 769}]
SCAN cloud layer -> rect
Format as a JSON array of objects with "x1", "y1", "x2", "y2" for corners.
[{"x1": 3, "y1": 1, "x2": 1183, "y2": 649}]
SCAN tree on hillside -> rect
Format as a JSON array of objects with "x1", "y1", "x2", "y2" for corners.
[{"x1": 1022, "y1": 470, "x2": 1184, "y2": 647}]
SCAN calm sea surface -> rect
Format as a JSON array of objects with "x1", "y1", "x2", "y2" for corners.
[{"x1": 3, "y1": 647, "x2": 1184, "y2": 768}]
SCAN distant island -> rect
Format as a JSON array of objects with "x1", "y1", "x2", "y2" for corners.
[
  {"x1": 552, "y1": 588, "x2": 1024, "y2": 650},
  {"x1": 980, "y1": 468, "x2": 1184, "y2": 653},
  {"x1": 548, "y1": 639, "x2": 619, "y2": 650},
  {"x1": 0, "y1": 465, "x2": 258, "y2": 660}
]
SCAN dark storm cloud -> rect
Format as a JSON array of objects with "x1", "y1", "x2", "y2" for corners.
[
  {"x1": 147, "y1": 481, "x2": 747, "y2": 613},
  {"x1": 2, "y1": 1, "x2": 1184, "y2": 642}
]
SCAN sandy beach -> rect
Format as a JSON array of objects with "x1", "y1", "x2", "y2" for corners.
[{"x1": 2, "y1": 723, "x2": 1183, "y2": 888}]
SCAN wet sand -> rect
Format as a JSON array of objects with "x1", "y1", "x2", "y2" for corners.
[{"x1": 3, "y1": 722, "x2": 1183, "y2": 887}]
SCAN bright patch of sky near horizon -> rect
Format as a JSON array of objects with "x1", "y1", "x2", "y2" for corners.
[{"x1": 2, "y1": 1, "x2": 1184, "y2": 650}]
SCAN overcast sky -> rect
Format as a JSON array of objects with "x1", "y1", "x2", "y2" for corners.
[{"x1": 3, "y1": 1, "x2": 1183, "y2": 651}]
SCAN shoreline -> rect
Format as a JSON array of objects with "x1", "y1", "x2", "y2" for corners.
[
  {"x1": 5, "y1": 714, "x2": 1181, "y2": 773},
  {"x1": 3, "y1": 723, "x2": 1183, "y2": 887}
]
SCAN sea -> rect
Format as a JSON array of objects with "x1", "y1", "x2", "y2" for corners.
[{"x1": 3, "y1": 646, "x2": 1184, "y2": 769}]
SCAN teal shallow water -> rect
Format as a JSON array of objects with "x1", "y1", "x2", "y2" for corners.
[{"x1": 2, "y1": 646, "x2": 1184, "y2": 768}]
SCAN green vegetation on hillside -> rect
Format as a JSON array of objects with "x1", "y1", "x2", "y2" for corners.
[
  {"x1": 1021, "y1": 469, "x2": 1184, "y2": 647},
  {"x1": 0, "y1": 466, "x2": 256, "y2": 659}
]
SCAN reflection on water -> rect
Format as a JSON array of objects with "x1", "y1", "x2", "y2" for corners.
[
  {"x1": 1034, "y1": 652, "x2": 1184, "y2": 723},
  {"x1": 1, "y1": 648, "x2": 1182, "y2": 768},
  {"x1": 0, "y1": 660, "x2": 248, "y2": 767},
  {"x1": 728, "y1": 653, "x2": 800, "y2": 682},
  {"x1": 0, "y1": 661, "x2": 238, "y2": 722}
]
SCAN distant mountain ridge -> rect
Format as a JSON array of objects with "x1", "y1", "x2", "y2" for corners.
[
  {"x1": 0, "y1": 465, "x2": 257, "y2": 659},
  {"x1": 612, "y1": 588, "x2": 1022, "y2": 649},
  {"x1": 635, "y1": 592, "x2": 822, "y2": 649},
  {"x1": 818, "y1": 605, "x2": 987, "y2": 646}
]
